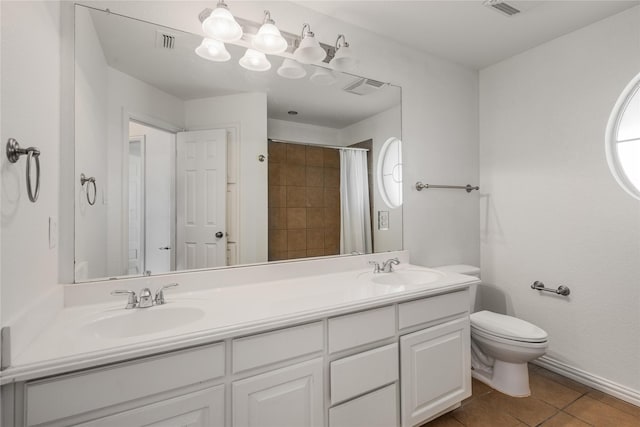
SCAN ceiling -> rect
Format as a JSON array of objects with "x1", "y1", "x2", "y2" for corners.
[{"x1": 295, "y1": 0, "x2": 639, "y2": 69}]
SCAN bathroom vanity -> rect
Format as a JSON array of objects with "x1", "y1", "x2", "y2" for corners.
[{"x1": 0, "y1": 258, "x2": 476, "y2": 427}]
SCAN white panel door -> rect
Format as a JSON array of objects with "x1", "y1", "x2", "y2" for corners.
[
  {"x1": 76, "y1": 385, "x2": 224, "y2": 427},
  {"x1": 127, "y1": 137, "x2": 145, "y2": 275},
  {"x1": 232, "y1": 358, "x2": 324, "y2": 427},
  {"x1": 176, "y1": 129, "x2": 227, "y2": 270},
  {"x1": 400, "y1": 317, "x2": 471, "y2": 427}
]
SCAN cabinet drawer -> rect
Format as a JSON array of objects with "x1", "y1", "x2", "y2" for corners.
[
  {"x1": 330, "y1": 343, "x2": 398, "y2": 405},
  {"x1": 398, "y1": 290, "x2": 468, "y2": 330},
  {"x1": 232, "y1": 322, "x2": 323, "y2": 373},
  {"x1": 328, "y1": 305, "x2": 395, "y2": 353},
  {"x1": 26, "y1": 343, "x2": 225, "y2": 426},
  {"x1": 330, "y1": 384, "x2": 398, "y2": 427}
]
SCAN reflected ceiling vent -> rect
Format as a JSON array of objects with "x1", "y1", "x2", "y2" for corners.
[
  {"x1": 343, "y1": 78, "x2": 386, "y2": 96},
  {"x1": 484, "y1": 0, "x2": 521, "y2": 17},
  {"x1": 156, "y1": 31, "x2": 176, "y2": 49}
]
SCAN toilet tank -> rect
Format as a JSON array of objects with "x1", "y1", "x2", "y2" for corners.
[{"x1": 434, "y1": 264, "x2": 480, "y2": 312}]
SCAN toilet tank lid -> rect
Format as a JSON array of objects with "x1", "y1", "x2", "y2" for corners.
[
  {"x1": 434, "y1": 264, "x2": 480, "y2": 276},
  {"x1": 471, "y1": 311, "x2": 548, "y2": 342}
]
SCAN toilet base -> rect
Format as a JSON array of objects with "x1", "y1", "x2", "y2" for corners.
[{"x1": 472, "y1": 360, "x2": 531, "y2": 397}]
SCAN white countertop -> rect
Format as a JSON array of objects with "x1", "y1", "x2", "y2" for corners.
[{"x1": 1, "y1": 264, "x2": 478, "y2": 384}]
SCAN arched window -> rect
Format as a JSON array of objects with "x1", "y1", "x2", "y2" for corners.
[
  {"x1": 377, "y1": 137, "x2": 403, "y2": 208},
  {"x1": 606, "y1": 73, "x2": 640, "y2": 200}
]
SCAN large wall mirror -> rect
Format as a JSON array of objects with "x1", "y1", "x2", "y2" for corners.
[{"x1": 74, "y1": 5, "x2": 403, "y2": 282}]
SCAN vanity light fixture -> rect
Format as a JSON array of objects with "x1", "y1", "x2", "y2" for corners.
[
  {"x1": 277, "y1": 58, "x2": 307, "y2": 79},
  {"x1": 195, "y1": 38, "x2": 231, "y2": 62},
  {"x1": 329, "y1": 34, "x2": 357, "y2": 72},
  {"x1": 310, "y1": 67, "x2": 336, "y2": 86},
  {"x1": 239, "y1": 48, "x2": 271, "y2": 71},
  {"x1": 202, "y1": 0, "x2": 243, "y2": 42},
  {"x1": 293, "y1": 24, "x2": 327, "y2": 64},
  {"x1": 253, "y1": 10, "x2": 288, "y2": 54}
]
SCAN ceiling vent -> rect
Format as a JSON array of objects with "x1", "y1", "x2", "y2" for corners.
[
  {"x1": 156, "y1": 31, "x2": 176, "y2": 49},
  {"x1": 343, "y1": 78, "x2": 386, "y2": 96},
  {"x1": 484, "y1": 0, "x2": 521, "y2": 17}
]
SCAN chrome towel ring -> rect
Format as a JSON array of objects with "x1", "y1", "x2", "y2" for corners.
[
  {"x1": 80, "y1": 173, "x2": 97, "y2": 206},
  {"x1": 6, "y1": 138, "x2": 41, "y2": 203}
]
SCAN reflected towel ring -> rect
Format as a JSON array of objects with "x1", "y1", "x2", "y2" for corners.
[
  {"x1": 6, "y1": 138, "x2": 41, "y2": 203},
  {"x1": 80, "y1": 173, "x2": 97, "y2": 206}
]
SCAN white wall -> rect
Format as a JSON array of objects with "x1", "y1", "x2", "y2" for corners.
[
  {"x1": 479, "y1": 6, "x2": 640, "y2": 399},
  {"x1": 1, "y1": 1, "x2": 61, "y2": 324},
  {"x1": 268, "y1": 118, "x2": 340, "y2": 145},
  {"x1": 185, "y1": 93, "x2": 268, "y2": 265},
  {"x1": 74, "y1": 6, "x2": 109, "y2": 279},
  {"x1": 340, "y1": 106, "x2": 403, "y2": 253}
]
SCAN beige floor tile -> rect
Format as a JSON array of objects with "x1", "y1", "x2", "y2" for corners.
[
  {"x1": 488, "y1": 392, "x2": 559, "y2": 426},
  {"x1": 452, "y1": 394, "x2": 523, "y2": 427},
  {"x1": 421, "y1": 412, "x2": 465, "y2": 427},
  {"x1": 541, "y1": 412, "x2": 592, "y2": 427},
  {"x1": 586, "y1": 389, "x2": 640, "y2": 419},
  {"x1": 565, "y1": 395, "x2": 640, "y2": 427},
  {"x1": 529, "y1": 371, "x2": 583, "y2": 409},
  {"x1": 463, "y1": 379, "x2": 493, "y2": 405},
  {"x1": 533, "y1": 368, "x2": 593, "y2": 395}
]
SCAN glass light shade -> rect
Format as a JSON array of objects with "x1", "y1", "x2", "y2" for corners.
[
  {"x1": 202, "y1": 6, "x2": 243, "y2": 42},
  {"x1": 239, "y1": 48, "x2": 271, "y2": 72},
  {"x1": 309, "y1": 67, "x2": 336, "y2": 86},
  {"x1": 253, "y1": 23, "x2": 288, "y2": 54},
  {"x1": 330, "y1": 44, "x2": 357, "y2": 71},
  {"x1": 277, "y1": 58, "x2": 306, "y2": 79},
  {"x1": 293, "y1": 34, "x2": 326, "y2": 64},
  {"x1": 195, "y1": 38, "x2": 231, "y2": 62}
]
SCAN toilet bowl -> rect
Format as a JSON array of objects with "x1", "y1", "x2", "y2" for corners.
[
  {"x1": 470, "y1": 310, "x2": 547, "y2": 397},
  {"x1": 434, "y1": 265, "x2": 548, "y2": 397}
]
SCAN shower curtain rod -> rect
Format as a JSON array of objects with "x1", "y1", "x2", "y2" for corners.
[{"x1": 268, "y1": 138, "x2": 369, "y2": 152}]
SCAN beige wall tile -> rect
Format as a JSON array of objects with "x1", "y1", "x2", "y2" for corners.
[
  {"x1": 306, "y1": 166, "x2": 324, "y2": 187},
  {"x1": 307, "y1": 229, "x2": 324, "y2": 249},
  {"x1": 285, "y1": 164, "x2": 305, "y2": 186},
  {"x1": 286, "y1": 186, "x2": 306, "y2": 207},
  {"x1": 324, "y1": 167, "x2": 340, "y2": 188},
  {"x1": 268, "y1": 185, "x2": 286, "y2": 208},
  {"x1": 268, "y1": 208, "x2": 286, "y2": 229},
  {"x1": 324, "y1": 148, "x2": 339, "y2": 168},
  {"x1": 306, "y1": 146, "x2": 324, "y2": 167},
  {"x1": 268, "y1": 162, "x2": 285, "y2": 185},
  {"x1": 287, "y1": 207, "x2": 307, "y2": 229},
  {"x1": 268, "y1": 141, "x2": 286, "y2": 163},
  {"x1": 286, "y1": 143, "x2": 306, "y2": 165},
  {"x1": 287, "y1": 229, "x2": 306, "y2": 251}
]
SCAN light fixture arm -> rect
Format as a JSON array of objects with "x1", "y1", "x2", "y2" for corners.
[
  {"x1": 217, "y1": 0, "x2": 229, "y2": 9},
  {"x1": 301, "y1": 23, "x2": 313, "y2": 38},
  {"x1": 263, "y1": 10, "x2": 274, "y2": 25}
]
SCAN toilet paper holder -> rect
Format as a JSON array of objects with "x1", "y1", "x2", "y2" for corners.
[{"x1": 531, "y1": 281, "x2": 571, "y2": 296}]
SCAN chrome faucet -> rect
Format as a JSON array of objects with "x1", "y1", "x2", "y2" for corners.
[
  {"x1": 381, "y1": 257, "x2": 400, "y2": 273},
  {"x1": 111, "y1": 283, "x2": 179, "y2": 309}
]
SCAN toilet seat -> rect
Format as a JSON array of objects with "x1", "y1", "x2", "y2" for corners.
[{"x1": 471, "y1": 311, "x2": 548, "y2": 343}]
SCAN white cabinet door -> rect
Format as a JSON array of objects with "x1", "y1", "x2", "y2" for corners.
[
  {"x1": 77, "y1": 385, "x2": 224, "y2": 427},
  {"x1": 400, "y1": 317, "x2": 470, "y2": 427},
  {"x1": 232, "y1": 358, "x2": 324, "y2": 427}
]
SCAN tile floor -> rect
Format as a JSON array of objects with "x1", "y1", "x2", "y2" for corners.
[{"x1": 423, "y1": 365, "x2": 640, "y2": 427}]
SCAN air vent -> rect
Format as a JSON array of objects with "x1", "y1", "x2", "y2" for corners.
[
  {"x1": 343, "y1": 78, "x2": 386, "y2": 96},
  {"x1": 484, "y1": 0, "x2": 521, "y2": 17},
  {"x1": 156, "y1": 31, "x2": 176, "y2": 49}
]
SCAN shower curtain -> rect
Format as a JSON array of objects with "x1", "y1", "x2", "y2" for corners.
[{"x1": 340, "y1": 149, "x2": 373, "y2": 255}]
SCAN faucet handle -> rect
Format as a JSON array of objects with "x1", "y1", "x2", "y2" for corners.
[
  {"x1": 155, "y1": 283, "x2": 179, "y2": 305},
  {"x1": 368, "y1": 261, "x2": 381, "y2": 273},
  {"x1": 111, "y1": 290, "x2": 138, "y2": 309}
]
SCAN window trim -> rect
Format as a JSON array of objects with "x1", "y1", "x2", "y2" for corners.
[{"x1": 605, "y1": 72, "x2": 640, "y2": 200}]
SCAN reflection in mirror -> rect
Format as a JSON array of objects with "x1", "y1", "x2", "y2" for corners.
[{"x1": 74, "y1": 5, "x2": 402, "y2": 282}]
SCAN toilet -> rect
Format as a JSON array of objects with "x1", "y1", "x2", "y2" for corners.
[{"x1": 435, "y1": 265, "x2": 548, "y2": 397}]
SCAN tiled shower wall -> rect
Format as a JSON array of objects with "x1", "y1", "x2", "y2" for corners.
[{"x1": 268, "y1": 141, "x2": 341, "y2": 261}]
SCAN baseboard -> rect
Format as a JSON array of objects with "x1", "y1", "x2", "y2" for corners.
[{"x1": 534, "y1": 355, "x2": 640, "y2": 407}]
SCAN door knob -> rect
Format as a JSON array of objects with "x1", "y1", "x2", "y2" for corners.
[{"x1": 215, "y1": 231, "x2": 224, "y2": 238}]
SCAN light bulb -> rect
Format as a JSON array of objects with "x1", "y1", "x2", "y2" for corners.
[
  {"x1": 310, "y1": 67, "x2": 336, "y2": 86},
  {"x1": 277, "y1": 58, "x2": 306, "y2": 79},
  {"x1": 195, "y1": 38, "x2": 231, "y2": 62},
  {"x1": 293, "y1": 24, "x2": 326, "y2": 64},
  {"x1": 253, "y1": 15, "x2": 287, "y2": 54},
  {"x1": 239, "y1": 48, "x2": 271, "y2": 72},
  {"x1": 330, "y1": 43, "x2": 357, "y2": 71},
  {"x1": 202, "y1": 1, "x2": 243, "y2": 42}
]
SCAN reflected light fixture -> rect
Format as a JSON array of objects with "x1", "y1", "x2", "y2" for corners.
[
  {"x1": 329, "y1": 34, "x2": 357, "y2": 72},
  {"x1": 202, "y1": 0, "x2": 243, "y2": 42},
  {"x1": 195, "y1": 38, "x2": 231, "y2": 62},
  {"x1": 293, "y1": 24, "x2": 326, "y2": 64},
  {"x1": 310, "y1": 67, "x2": 336, "y2": 86},
  {"x1": 239, "y1": 48, "x2": 271, "y2": 71},
  {"x1": 253, "y1": 10, "x2": 288, "y2": 54},
  {"x1": 277, "y1": 58, "x2": 307, "y2": 79}
]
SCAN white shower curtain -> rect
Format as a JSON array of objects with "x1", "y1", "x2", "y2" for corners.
[{"x1": 340, "y1": 149, "x2": 373, "y2": 255}]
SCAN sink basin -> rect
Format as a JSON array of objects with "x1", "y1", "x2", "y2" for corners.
[
  {"x1": 361, "y1": 269, "x2": 444, "y2": 286},
  {"x1": 81, "y1": 306, "x2": 205, "y2": 339}
]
